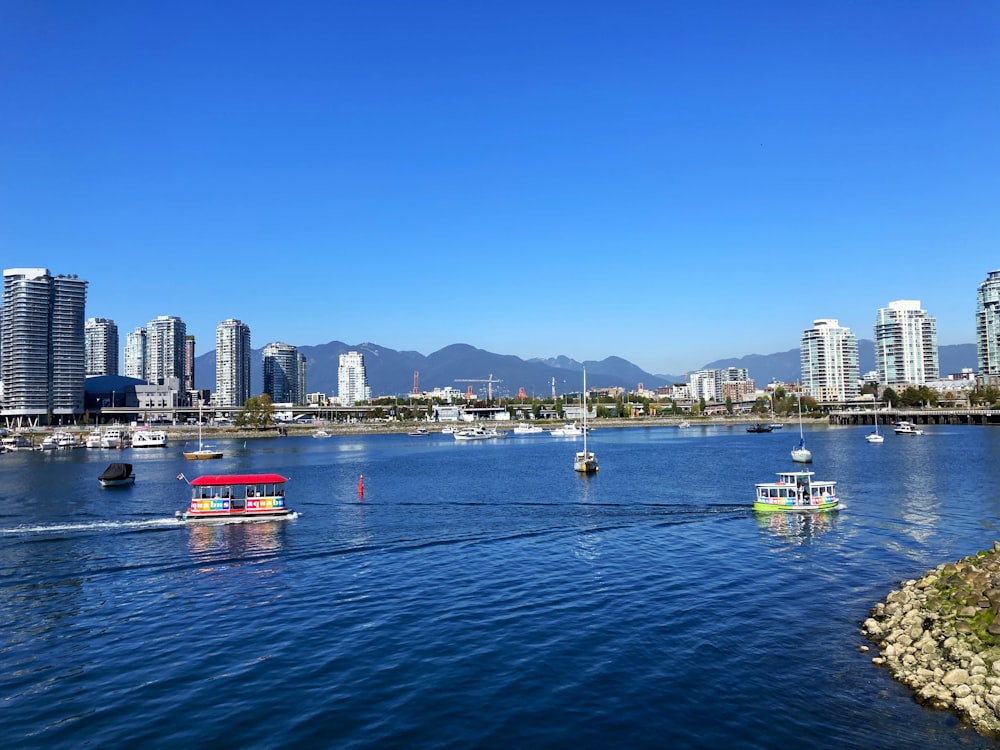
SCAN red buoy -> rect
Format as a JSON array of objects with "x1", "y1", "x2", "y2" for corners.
[{"x1": 358, "y1": 474, "x2": 364, "y2": 499}]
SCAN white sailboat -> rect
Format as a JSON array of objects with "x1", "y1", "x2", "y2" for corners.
[
  {"x1": 866, "y1": 400, "x2": 885, "y2": 443},
  {"x1": 183, "y1": 404, "x2": 223, "y2": 460},
  {"x1": 573, "y1": 368, "x2": 598, "y2": 473},
  {"x1": 791, "y1": 393, "x2": 812, "y2": 463}
]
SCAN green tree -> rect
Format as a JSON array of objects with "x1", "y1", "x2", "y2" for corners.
[
  {"x1": 236, "y1": 394, "x2": 274, "y2": 428},
  {"x1": 881, "y1": 387, "x2": 899, "y2": 407}
]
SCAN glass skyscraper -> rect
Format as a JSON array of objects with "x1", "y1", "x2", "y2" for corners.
[
  {"x1": 216, "y1": 318, "x2": 251, "y2": 407},
  {"x1": 85, "y1": 317, "x2": 119, "y2": 376},
  {"x1": 976, "y1": 270, "x2": 1000, "y2": 377},
  {"x1": 874, "y1": 300, "x2": 938, "y2": 387},
  {"x1": 263, "y1": 342, "x2": 299, "y2": 404},
  {"x1": 800, "y1": 319, "x2": 859, "y2": 403},
  {"x1": 1, "y1": 267, "x2": 88, "y2": 423}
]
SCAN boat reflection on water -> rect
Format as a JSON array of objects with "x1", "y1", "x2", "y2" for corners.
[
  {"x1": 755, "y1": 510, "x2": 837, "y2": 543},
  {"x1": 186, "y1": 519, "x2": 289, "y2": 563}
]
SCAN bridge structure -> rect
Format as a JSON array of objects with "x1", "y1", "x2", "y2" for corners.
[{"x1": 829, "y1": 408, "x2": 1000, "y2": 426}]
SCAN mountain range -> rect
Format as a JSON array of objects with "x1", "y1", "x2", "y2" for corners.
[{"x1": 193, "y1": 341, "x2": 978, "y2": 400}]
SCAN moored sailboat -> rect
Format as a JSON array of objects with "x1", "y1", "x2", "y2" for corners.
[
  {"x1": 791, "y1": 393, "x2": 812, "y2": 463},
  {"x1": 573, "y1": 368, "x2": 598, "y2": 473}
]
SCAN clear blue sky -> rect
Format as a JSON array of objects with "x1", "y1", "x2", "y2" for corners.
[{"x1": 2, "y1": 1, "x2": 997, "y2": 376}]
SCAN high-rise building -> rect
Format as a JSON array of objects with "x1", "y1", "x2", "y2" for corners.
[
  {"x1": 337, "y1": 351, "x2": 371, "y2": 406},
  {"x1": 800, "y1": 319, "x2": 859, "y2": 403},
  {"x1": 185, "y1": 335, "x2": 196, "y2": 394},
  {"x1": 263, "y1": 342, "x2": 299, "y2": 404},
  {"x1": 297, "y1": 352, "x2": 307, "y2": 406},
  {"x1": 216, "y1": 318, "x2": 251, "y2": 407},
  {"x1": 85, "y1": 317, "x2": 119, "y2": 376},
  {"x1": 874, "y1": 300, "x2": 939, "y2": 387},
  {"x1": 1, "y1": 268, "x2": 88, "y2": 422},
  {"x1": 146, "y1": 316, "x2": 187, "y2": 386},
  {"x1": 977, "y1": 270, "x2": 1000, "y2": 376},
  {"x1": 124, "y1": 327, "x2": 147, "y2": 380},
  {"x1": 689, "y1": 367, "x2": 752, "y2": 403}
]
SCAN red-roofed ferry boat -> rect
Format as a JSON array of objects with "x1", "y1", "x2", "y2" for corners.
[{"x1": 177, "y1": 473, "x2": 295, "y2": 522}]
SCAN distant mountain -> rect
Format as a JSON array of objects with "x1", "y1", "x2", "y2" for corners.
[{"x1": 193, "y1": 341, "x2": 978, "y2": 399}]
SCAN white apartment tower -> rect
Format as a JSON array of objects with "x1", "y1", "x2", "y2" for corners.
[
  {"x1": 874, "y1": 300, "x2": 939, "y2": 387},
  {"x1": 216, "y1": 319, "x2": 251, "y2": 407},
  {"x1": 800, "y1": 319, "x2": 859, "y2": 403},
  {"x1": 977, "y1": 270, "x2": 1000, "y2": 376},
  {"x1": 146, "y1": 316, "x2": 187, "y2": 386},
  {"x1": 263, "y1": 342, "x2": 299, "y2": 404},
  {"x1": 338, "y1": 350, "x2": 371, "y2": 406},
  {"x1": 124, "y1": 327, "x2": 147, "y2": 380},
  {"x1": 1, "y1": 268, "x2": 88, "y2": 422},
  {"x1": 85, "y1": 317, "x2": 119, "y2": 376},
  {"x1": 297, "y1": 352, "x2": 307, "y2": 407}
]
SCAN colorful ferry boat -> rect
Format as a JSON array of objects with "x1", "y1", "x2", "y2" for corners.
[
  {"x1": 177, "y1": 473, "x2": 294, "y2": 522},
  {"x1": 753, "y1": 469, "x2": 838, "y2": 513}
]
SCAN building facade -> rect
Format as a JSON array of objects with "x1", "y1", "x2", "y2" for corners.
[
  {"x1": 216, "y1": 318, "x2": 251, "y2": 407},
  {"x1": 124, "y1": 327, "x2": 147, "y2": 380},
  {"x1": 337, "y1": 350, "x2": 371, "y2": 406},
  {"x1": 977, "y1": 270, "x2": 1000, "y2": 376},
  {"x1": 688, "y1": 367, "x2": 752, "y2": 404},
  {"x1": 184, "y1": 334, "x2": 196, "y2": 394},
  {"x1": 85, "y1": 317, "x2": 119, "y2": 376},
  {"x1": 147, "y1": 316, "x2": 187, "y2": 386},
  {"x1": 874, "y1": 299, "x2": 939, "y2": 387},
  {"x1": 800, "y1": 318, "x2": 860, "y2": 403},
  {"x1": 263, "y1": 342, "x2": 299, "y2": 404},
  {"x1": 1, "y1": 268, "x2": 88, "y2": 423}
]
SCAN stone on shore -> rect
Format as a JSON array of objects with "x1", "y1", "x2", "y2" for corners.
[{"x1": 863, "y1": 545, "x2": 1000, "y2": 738}]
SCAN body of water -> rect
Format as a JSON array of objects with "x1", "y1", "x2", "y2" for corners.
[{"x1": 2, "y1": 423, "x2": 999, "y2": 749}]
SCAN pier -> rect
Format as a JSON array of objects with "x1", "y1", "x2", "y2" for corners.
[{"x1": 829, "y1": 408, "x2": 1000, "y2": 426}]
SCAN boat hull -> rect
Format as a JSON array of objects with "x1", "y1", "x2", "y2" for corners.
[
  {"x1": 181, "y1": 508, "x2": 294, "y2": 521},
  {"x1": 100, "y1": 477, "x2": 136, "y2": 488},
  {"x1": 753, "y1": 499, "x2": 838, "y2": 513},
  {"x1": 790, "y1": 448, "x2": 813, "y2": 463},
  {"x1": 184, "y1": 450, "x2": 224, "y2": 460}
]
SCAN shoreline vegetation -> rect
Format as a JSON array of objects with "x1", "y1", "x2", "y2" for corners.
[
  {"x1": 17, "y1": 415, "x2": 823, "y2": 442},
  {"x1": 864, "y1": 544, "x2": 1000, "y2": 738}
]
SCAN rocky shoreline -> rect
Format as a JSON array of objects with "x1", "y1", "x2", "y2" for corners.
[{"x1": 862, "y1": 543, "x2": 1000, "y2": 737}]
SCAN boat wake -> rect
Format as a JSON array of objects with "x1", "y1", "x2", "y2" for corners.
[{"x1": 0, "y1": 518, "x2": 183, "y2": 536}]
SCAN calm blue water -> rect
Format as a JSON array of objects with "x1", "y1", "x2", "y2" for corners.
[{"x1": 2, "y1": 424, "x2": 1000, "y2": 749}]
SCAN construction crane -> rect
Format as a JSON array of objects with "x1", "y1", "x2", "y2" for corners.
[{"x1": 455, "y1": 374, "x2": 503, "y2": 404}]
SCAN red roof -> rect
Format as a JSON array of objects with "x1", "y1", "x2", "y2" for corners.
[{"x1": 190, "y1": 473, "x2": 288, "y2": 486}]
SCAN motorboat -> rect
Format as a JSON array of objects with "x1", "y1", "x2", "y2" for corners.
[
  {"x1": 99, "y1": 462, "x2": 135, "y2": 487},
  {"x1": 550, "y1": 422, "x2": 585, "y2": 437},
  {"x1": 512, "y1": 424, "x2": 545, "y2": 435},
  {"x1": 85, "y1": 428, "x2": 103, "y2": 448},
  {"x1": 313, "y1": 429, "x2": 332, "y2": 439},
  {"x1": 893, "y1": 421, "x2": 925, "y2": 436},
  {"x1": 55, "y1": 431, "x2": 80, "y2": 449},
  {"x1": 453, "y1": 425, "x2": 508, "y2": 441},
  {"x1": 101, "y1": 427, "x2": 130, "y2": 449},
  {"x1": 408, "y1": 428, "x2": 430, "y2": 436},
  {"x1": 1, "y1": 434, "x2": 33, "y2": 451},
  {"x1": 754, "y1": 470, "x2": 838, "y2": 513},
  {"x1": 38, "y1": 435, "x2": 58, "y2": 451},
  {"x1": 133, "y1": 428, "x2": 168, "y2": 447},
  {"x1": 573, "y1": 368, "x2": 598, "y2": 474},
  {"x1": 746, "y1": 423, "x2": 774, "y2": 433},
  {"x1": 677, "y1": 421, "x2": 691, "y2": 429},
  {"x1": 176, "y1": 472, "x2": 295, "y2": 521}
]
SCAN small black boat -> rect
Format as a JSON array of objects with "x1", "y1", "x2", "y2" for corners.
[
  {"x1": 99, "y1": 462, "x2": 135, "y2": 487},
  {"x1": 746, "y1": 423, "x2": 774, "y2": 433}
]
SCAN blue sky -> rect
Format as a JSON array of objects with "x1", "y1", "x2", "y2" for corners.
[{"x1": 2, "y1": 1, "x2": 998, "y2": 376}]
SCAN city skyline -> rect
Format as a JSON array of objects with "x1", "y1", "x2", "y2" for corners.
[{"x1": 2, "y1": 3, "x2": 997, "y2": 374}]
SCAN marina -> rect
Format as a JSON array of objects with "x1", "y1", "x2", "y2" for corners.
[{"x1": 2, "y1": 423, "x2": 1000, "y2": 749}]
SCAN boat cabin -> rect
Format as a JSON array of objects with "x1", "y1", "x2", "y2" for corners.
[
  {"x1": 754, "y1": 470, "x2": 838, "y2": 512},
  {"x1": 182, "y1": 473, "x2": 291, "y2": 520}
]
